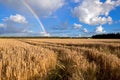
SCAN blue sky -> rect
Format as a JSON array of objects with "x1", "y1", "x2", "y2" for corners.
[{"x1": 0, "y1": 0, "x2": 120, "y2": 37}]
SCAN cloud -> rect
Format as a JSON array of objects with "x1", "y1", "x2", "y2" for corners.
[
  {"x1": 0, "y1": 23, "x2": 5, "y2": 27},
  {"x1": 0, "y1": 14, "x2": 28, "y2": 34},
  {"x1": 0, "y1": 0, "x2": 65, "y2": 17},
  {"x1": 40, "y1": 32, "x2": 51, "y2": 36},
  {"x1": 73, "y1": 0, "x2": 80, "y2": 3},
  {"x1": 113, "y1": 28, "x2": 120, "y2": 32},
  {"x1": 73, "y1": 23, "x2": 82, "y2": 29},
  {"x1": 51, "y1": 22, "x2": 71, "y2": 31},
  {"x1": 0, "y1": 14, "x2": 52, "y2": 36},
  {"x1": 26, "y1": 0, "x2": 64, "y2": 16},
  {"x1": 22, "y1": 31, "x2": 51, "y2": 36},
  {"x1": 0, "y1": 32, "x2": 50, "y2": 37},
  {"x1": 83, "y1": 28, "x2": 88, "y2": 33},
  {"x1": 73, "y1": 0, "x2": 120, "y2": 25},
  {"x1": 4, "y1": 14, "x2": 28, "y2": 24},
  {"x1": 95, "y1": 25, "x2": 105, "y2": 33},
  {"x1": 115, "y1": 20, "x2": 120, "y2": 24},
  {"x1": 73, "y1": 23, "x2": 88, "y2": 33}
]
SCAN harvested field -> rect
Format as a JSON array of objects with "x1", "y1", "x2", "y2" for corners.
[{"x1": 0, "y1": 39, "x2": 120, "y2": 80}]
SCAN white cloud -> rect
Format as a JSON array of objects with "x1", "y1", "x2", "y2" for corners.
[
  {"x1": 21, "y1": 31, "x2": 51, "y2": 36},
  {"x1": 74, "y1": 23, "x2": 82, "y2": 29},
  {"x1": 73, "y1": 0, "x2": 80, "y2": 3},
  {"x1": 83, "y1": 28, "x2": 88, "y2": 33},
  {"x1": 77, "y1": 34, "x2": 81, "y2": 37},
  {"x1": 0, "y1": 0, "x2": 65, "y2": 17},
  {"x1": 73, "y1": 0, "x2": 120, "y2": 25},
  {"x1": 5, "y1": 14, "x2": 28, "y2": 24},
  {"x1": 0, "y1": 23, "x2": 5, "y2": 27},
  {"x1": 0, "y1": 14, "x2": 51, "y2": 36},
  {"x1": 95, "y1": 25, "x2": 105, "y2": 33},
  {"x1": 0, "y1": 14, "x2": 29, "y2": 34},
  {"x1": 107, "y1": 16, "x2": 112, "y2": 24},
  {"x1": 114, "y1": 20, "x2": 120, "y2": 24},
  {"x1": 22, "y1": 30, "x2": 33, "y2": 33},
  {"x1": 26, "y1": 0, "x2": 65, "y2": 16},
  {"x1": 0, "y1": 32, "x2": 50, "y2": 37},
  {"x1": 40, "y1": 32, "x2": 51, "y2": 36}
]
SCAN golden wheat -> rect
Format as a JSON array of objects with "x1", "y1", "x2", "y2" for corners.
[{"x1": 0, "y1": 39, "x2": 119, "y2": 80}]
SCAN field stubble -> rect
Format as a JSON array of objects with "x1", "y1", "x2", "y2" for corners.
[{"x1": 0, "y1": 39, "x2": 119, "y2": 80}]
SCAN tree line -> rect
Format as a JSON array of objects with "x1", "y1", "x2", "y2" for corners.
[{"x1": 92, "y1": 33, "x2": 120, "y2": 39}]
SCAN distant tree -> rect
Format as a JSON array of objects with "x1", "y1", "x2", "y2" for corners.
[{"x1": 92, "y1": 33, "x2": 120, "y2": 39}]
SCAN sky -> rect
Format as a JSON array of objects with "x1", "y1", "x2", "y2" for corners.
[{"x1": 0, "y1": 0, "x2": 120, "y2": 37}]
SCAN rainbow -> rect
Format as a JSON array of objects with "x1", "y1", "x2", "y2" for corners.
[{"x1": 22, "y1": 0, "x2": 47, "y2": 34}]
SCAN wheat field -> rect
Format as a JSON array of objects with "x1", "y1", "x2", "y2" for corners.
[{"x1": 0, "y1": 39, "x2": 119, "y2": 80}]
